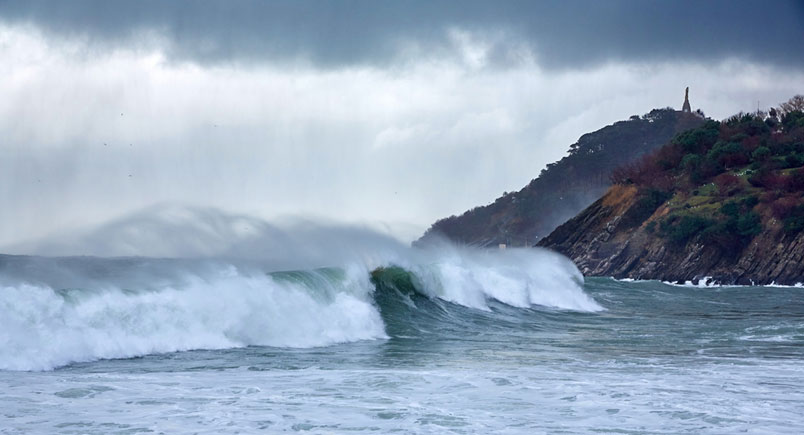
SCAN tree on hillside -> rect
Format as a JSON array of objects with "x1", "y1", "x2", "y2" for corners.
[{"x1": 779, "y1": 95, "x2": 804, "y2": 115}]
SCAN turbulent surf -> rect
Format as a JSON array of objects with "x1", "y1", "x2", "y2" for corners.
[
  {"x1": 2, "y1": 244, "x2": 803, "y2": 433},
  {"x1": 0, "y1": 246, "x2": 597, "y2": 371}
]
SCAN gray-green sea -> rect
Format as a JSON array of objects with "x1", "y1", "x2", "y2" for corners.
[{"x1": 1, "y1": 251, "x2": 802, "y2": 434}]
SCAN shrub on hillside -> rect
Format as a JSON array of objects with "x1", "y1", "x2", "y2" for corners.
[
  {"x1": 771, "y1": 196, "x2": 801, "y2": 219},
  {"x1": 781, "y1": 111, "x2": 804, "y2": 132},
  {"x1": 681, "y1": 153, "x2": 702, "y2": 170},
  {"x1": 714, "y1": 173, "x2": 741, "y2": 196},
  {"x1": 785, "y1": 168, "x2": 804, "y2": 191},
  {"x1": 689, "y1": 199, "x2": 760, "y2": 249},
  {"x1": 748, "y1": 169, "x2": 788, "y2": 190},
  {"x1": 621, "y1": 189, "x2": 671, "y2": 227},
  {"x1": 672, "y1": 121, "x2": 719, "y2": 153},
  {"x1": 736, "y1": 211, "x2": 762, "y2": 238},
  {"x1": 751, "y1": 146, "x2": 771, "y2": 161},
  {"x1": 783, "y1": 204, "x2": 804, "y2": 235},
  {"x1": 707, "y1": 141, "x2": 747, "y2": 167},
  {"x1": 785, "y1": 153, "x2": 804, "y2": 168},
  {"x1": 660, "y1": 215, "x2": 715, "y2": 245}
]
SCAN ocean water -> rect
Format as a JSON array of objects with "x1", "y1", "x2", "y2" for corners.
[{"x1": 1, "y1": 249, "x2": 803, "y2": 434}]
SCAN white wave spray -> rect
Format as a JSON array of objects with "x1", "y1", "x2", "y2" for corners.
[
  {"x1": 0, "y1": 264, "x2": 385, "y2": 371},
  {"x1": 405, "y1": 246, "x2": 601, "y2": 312},
  {"x1": 0, "y1": 206, "x2": 601, "y2": 371}
]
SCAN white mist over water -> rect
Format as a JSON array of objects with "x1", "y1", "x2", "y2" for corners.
[{"x1": 0, "y1": 205, "x2": 599, "y2": 371}]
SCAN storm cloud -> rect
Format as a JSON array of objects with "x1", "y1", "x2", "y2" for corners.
[
  {"x1": 0, "y1": 1, "x2": 803, "y2": 252},
  {"x1": 1, "y1": 0, "x2": 802, "y2": 69}
]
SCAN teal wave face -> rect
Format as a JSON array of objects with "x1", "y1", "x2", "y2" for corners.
[
  {"x1": 369, "y1": 267, "x2": 420, "y2": 297},
  {"x1": 369, "y1": 266, "x2": 442, "y2": 337}
]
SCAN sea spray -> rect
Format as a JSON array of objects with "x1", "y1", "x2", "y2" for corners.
[
  {"x1": 0, "y1": 245, "x2": 600, "y2": 371},
  {"x1": 0, "y1": 263, "x2": 385, "y2": 371},
  {"x1": 0, "y1": 214, "x2": 602, "y2": 370},
  {"x1": 405, "y1": 247, "x2": 601, "y2": 312}
]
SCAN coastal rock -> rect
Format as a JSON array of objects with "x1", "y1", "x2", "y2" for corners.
[
  {"x1": 540, "y1": 101, "x2": 804, "y2": 285},
  {"x1": 539, "y1": 186, "x2": 804, "y2": 285}
]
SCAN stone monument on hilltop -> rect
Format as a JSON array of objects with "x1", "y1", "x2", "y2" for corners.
[{"x1": 682, "y1": 87, "x2": 691, "y2": 113}]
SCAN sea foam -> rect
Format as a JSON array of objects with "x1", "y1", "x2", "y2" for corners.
[
  {"x1": 0, "y1": 265, "x2": 385, "y2": 371},
  {"x1": 0, "y1": 242, "x2": 600, "y2": 370}
]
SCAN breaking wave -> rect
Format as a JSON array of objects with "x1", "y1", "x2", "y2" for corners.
[{"x1": 0, "y1": 245, "x2": 600, "y2": 371}]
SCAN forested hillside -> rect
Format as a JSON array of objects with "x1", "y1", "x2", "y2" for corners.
[
  {"x1": 417, "y1": 108, "x2": 705, "y2": 246},
  {"x1": 539, "y1": 96, "x2": 804, "y2": 284}
]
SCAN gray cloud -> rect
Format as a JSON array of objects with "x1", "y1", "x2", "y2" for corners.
[
  {"x1": 1, "y1": 2, "x2": 803, "y2": 250},
  {"x1": 1, "y1": 0, "x2": 802, "y2": 69},
  {"x1": 1, "y1": 34, "x2": 801, "y2": 249}
]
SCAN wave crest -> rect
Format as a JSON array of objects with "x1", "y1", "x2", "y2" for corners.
[
  {"x1": 0, "y1": 265, "x2": 385, "y2": 371},
  {"x1": 0, "y1": 245, "x2": 600, "y2": 371}
]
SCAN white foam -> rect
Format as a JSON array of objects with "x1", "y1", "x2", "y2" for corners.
[
  {"x1": 0, "y1": 240, "x2": 604, "y2": 370},
  {"x1": 0, "y1": 265, "x2": 386, "y2": 371},
  {"x1": 407, "y1": 247, "x2": 603, "y2": 312},
  {"x1": 661, "y1": 276, "x2": 721, "y2": 288},
  {"x1": 767, "y1": 282, "x2": 804, "y2": 288},
  {"x1": 659, "y1": 278, "x2": 804, "y2": 289}
]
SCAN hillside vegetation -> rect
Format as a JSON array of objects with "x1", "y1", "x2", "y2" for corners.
[
  {"x1": 540, "y1": 96, "x2": 804, "y2": 284},
  {"x1": 612, "y1": 101, "x2": 804, "y2": 248}
]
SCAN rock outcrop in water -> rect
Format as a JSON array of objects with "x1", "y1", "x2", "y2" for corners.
[
  {"x1": 417, "y1": 108, "x2": 705, "y2": 247},
  {"x1": 539, "y1": 99, "x2": 804, "y2": 285}
]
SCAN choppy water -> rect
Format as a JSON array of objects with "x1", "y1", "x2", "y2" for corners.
[{"x1": 1, "y1": 250, "x2": 803, "y2": 434}]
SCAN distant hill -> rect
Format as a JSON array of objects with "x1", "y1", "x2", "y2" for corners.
[
  {"x1": 539, "y1": 97, "x2": 804, "y2": 285},
  {"x1": 417, "y1": 108, "x2": 706, "y2": 247}
]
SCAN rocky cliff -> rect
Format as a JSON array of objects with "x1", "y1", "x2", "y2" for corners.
[
  {"x1": 539, "y1": 104, "x2": 804, "y2": 285},
  {"x1": 538, "y1": 185, "x2": 804, "y2": 284}
]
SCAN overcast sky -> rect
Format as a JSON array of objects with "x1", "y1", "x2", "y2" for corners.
[{"x1": 1, "y1": 0, "x2": 803, "y2": 251}]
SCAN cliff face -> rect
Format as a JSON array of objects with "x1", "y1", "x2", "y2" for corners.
[
  {"x1": 417, "y1": 109, "x2": 705, "y2": 247},
  {"x1": 538, "y1": 185, "x2": 804, "y2": 285},
  {"x1": 539, "y1": 107, "x2": 804, "y2": 285}
]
